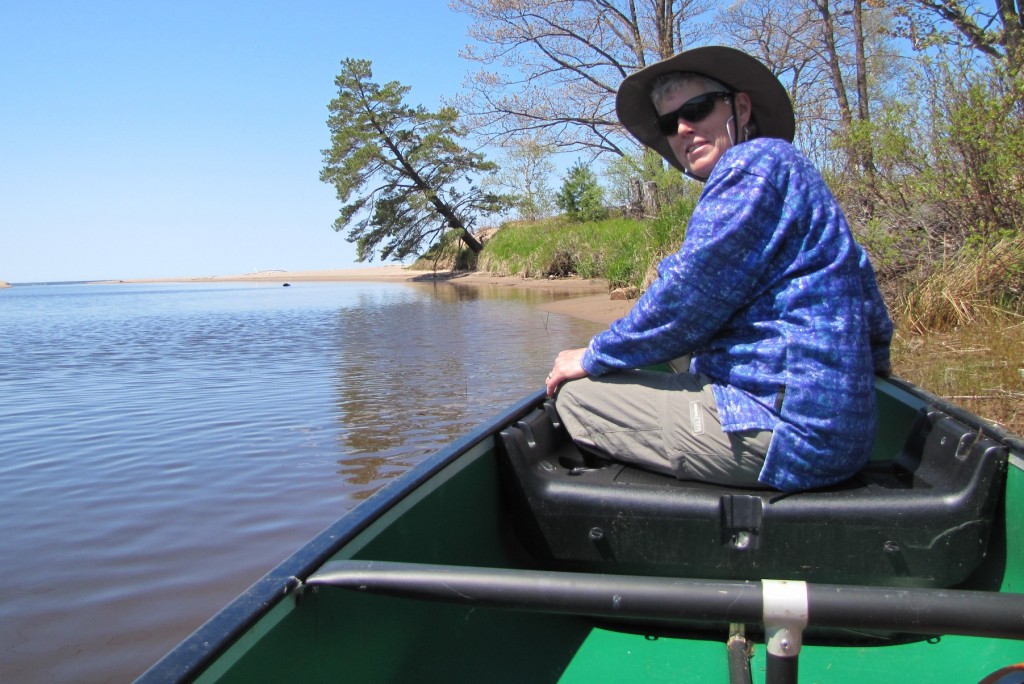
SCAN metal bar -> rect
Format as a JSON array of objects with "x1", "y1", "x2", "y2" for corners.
[
  {"x1": 307, "y1": 560, "x2": 1024, "y2": 642},
  {"x1": 726, "y1": 626, "x2": 753, "y2": 684},
  {"x1": 807, "y1": 584, "x2": 1024, "y2": 640},
  {"x1": 307, "y1": 560, "x2": 764, "y2": 623},
  {"x1": 765, "y1": 652, "x2": 799, "y2": 684}
]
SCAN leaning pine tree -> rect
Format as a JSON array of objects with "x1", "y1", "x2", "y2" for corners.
[{"x1": 320, "y1": 58, "x2": 511, "y2": 261}]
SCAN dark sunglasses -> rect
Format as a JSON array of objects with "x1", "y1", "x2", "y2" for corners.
[{"x1": 655, "y1": 91, "x2": 732, "y2": 136}]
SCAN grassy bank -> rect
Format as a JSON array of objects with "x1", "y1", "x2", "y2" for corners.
[
  {"x1": 477, "y1": 202, "x2": 692, "y2": 290},
  {"x1": 472, "y1": 212, "x2": 1024, "y2": 436}
]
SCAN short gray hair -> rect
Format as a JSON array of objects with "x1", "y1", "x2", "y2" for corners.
[{"x1": 650, "y1": 72, "x2": 731, "y2": 109}]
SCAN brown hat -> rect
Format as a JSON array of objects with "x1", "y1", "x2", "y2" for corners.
[{"x1": 616, "y1": 46, "x2": 795, "y2": 173}]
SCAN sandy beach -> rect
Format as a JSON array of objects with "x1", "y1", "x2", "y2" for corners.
[{"x1": 116, "y1": 266, "x2": 635, "y2": 326}]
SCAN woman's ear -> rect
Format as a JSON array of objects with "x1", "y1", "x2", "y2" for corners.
[{"x1": 735, "y1": 92, "x2": 753, "y2": 130}]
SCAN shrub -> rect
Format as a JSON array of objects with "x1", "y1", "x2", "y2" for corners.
[{"x1": 556, "y1": 161, "x2": 609, "y2": 222}]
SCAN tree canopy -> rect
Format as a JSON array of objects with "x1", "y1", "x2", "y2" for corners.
[
  {"x1": 443, "y1": 0, "x2": 1021, "y2": 278},
  {"x1": 320, "y1": 58, "x2": 511, "y2": 261},
  {"x1": 319, "y1": 2, "x2": 1021, "y2": 268}
]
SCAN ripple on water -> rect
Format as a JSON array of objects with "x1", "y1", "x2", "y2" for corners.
[{"x1": 0, "y1": 281, "x2": 606, "y2": 682}]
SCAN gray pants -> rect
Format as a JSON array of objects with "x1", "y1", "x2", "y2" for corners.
[{"x1": 555, "y1": 369, "x2": 773, "y2": 488}]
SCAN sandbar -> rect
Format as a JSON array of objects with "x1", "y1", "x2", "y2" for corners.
[{"x1": 116, "y1": 267, "x2": 635, "y2": 326}]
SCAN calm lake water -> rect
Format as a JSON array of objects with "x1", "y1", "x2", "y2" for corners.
[{"x1": 0, "y1": 280, "x2": 605, "y2": 683}]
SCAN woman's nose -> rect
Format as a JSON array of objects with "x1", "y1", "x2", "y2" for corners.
[{"x1": 673, "y1": 117, "x2": 695, "y2": 137}]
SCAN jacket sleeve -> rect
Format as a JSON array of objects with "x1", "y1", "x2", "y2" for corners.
[{"x1": 582, "y1": 167, "x2": 786, "y2": 376}]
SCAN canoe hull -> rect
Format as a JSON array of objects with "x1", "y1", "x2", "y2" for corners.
[{"x1": 139, "y1": 380, "x2": 1024, "y2": 683}]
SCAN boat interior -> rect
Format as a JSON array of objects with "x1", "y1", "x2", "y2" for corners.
[
  {"x1": 498, "y1": 382, "x2": 1009, "y2": 592},
  {"x1": 151, "y1": 379, "x2": 1023, "y2": 684}
]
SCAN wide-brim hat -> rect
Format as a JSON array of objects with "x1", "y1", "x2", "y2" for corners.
[{"x1": 616, "y1": 46, "x2": 795, "y2": 173}]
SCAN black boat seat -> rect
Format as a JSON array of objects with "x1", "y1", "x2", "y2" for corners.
[{"x1": 498, "y1": 394, "x2": 1008, "y2": 589}]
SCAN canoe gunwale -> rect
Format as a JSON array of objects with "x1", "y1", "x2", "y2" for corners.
[
  {"x1": 135, "y1": 389, "x2": 548, "y2": 683},
  {"x1": 885, "y1": 376, "x2": 1024, "y2": 456}
]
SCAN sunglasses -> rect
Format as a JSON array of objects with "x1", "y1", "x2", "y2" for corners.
[{"x1": 655, "y1": 91, "x2": 732, "y2": 136}]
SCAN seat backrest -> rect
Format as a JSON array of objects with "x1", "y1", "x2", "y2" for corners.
[{"x1": 498, "y1": 398, "x2": 1008, "y2": 588}]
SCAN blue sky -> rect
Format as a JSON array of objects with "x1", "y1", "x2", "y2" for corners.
[{"x1": 0, "y1": 1, "x2": 480, "y2": 283}]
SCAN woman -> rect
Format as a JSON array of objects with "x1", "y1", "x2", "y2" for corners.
[{"x1": 545, "y1": 46, "x2": 893, "y2": 493}]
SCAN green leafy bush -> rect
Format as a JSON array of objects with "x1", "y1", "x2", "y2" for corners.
[{"x1": 556, "y1": 161, "x2": 609, "y2": 222}]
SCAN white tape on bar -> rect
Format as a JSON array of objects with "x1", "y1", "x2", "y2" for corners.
[{"x1": 762, "y1": 579, "x2": 809, "y2": 658}]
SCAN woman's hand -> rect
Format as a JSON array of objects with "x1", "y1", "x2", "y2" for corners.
[{"x1": 546, "y1": 347, "x2": 589, "y2": 397}]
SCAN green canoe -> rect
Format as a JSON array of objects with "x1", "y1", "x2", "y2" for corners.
[{"x1": 138, "y1": 377, "x2": 1024, "y2": 683}]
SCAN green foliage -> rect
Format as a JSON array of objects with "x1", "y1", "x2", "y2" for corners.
[
  {"x1": 320, "y1": 58, "x2": 513, "y2": 262},
  {"x1": 602, "y1": 149, "x2": 693, "y2": 214},
  {"x1": 555, "y1": 161, "x2": 608, "y2": 222},
  {"x1": 825, "y1": 58, "x2": 1024, "y2": 307},
  {"x1": 938, "y1": 73, "x2": 1024, "y2": 238},
  {"x1": 478, "y1": 198, "x2": 695, "y2": 290},
  {"x1": 648, "y1": 197, "x2": 695, "y2": 249}
]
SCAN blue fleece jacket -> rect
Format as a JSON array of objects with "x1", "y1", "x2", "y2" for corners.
[{"x1": 582, "y1": 138, "x2": 893, "y2": 491}]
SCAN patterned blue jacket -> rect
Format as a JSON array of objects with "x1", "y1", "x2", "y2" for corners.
[{"x1": 581, "y1": 138, "x2": 893, "y2": 492}]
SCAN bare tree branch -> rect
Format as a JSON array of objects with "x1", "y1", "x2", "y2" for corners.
[{"x1": 449, "y1": 0, "x2": 714, "y2": 157}]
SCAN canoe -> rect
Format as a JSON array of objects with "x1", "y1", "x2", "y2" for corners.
[{"x1": 138, "y1": 376, "x2": 1024, "y2": 683}]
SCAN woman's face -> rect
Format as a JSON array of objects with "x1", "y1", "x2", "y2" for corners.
[{"x1": 657, "y1": 83, "x2": 751, "y2": 180}]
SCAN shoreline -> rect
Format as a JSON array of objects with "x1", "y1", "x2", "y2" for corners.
[{"x1": 110, "y1": 266, "x2": 635, "y2": 326}]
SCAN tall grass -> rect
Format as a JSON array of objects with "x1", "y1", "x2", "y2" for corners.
[
  {"x1": 892, "y1": 235, "x2": 1024, "y2": 335},
  {"x1": 478, "y1": 199, "x2": 694, "y2": 289},
  {"x1": 886, "y1": 234, "x2": 1024, "y2": 435}
]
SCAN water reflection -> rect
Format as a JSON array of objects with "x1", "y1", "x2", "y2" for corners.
[{"x1": 330, "y1": 281, "x2": 603, "y2": 497}]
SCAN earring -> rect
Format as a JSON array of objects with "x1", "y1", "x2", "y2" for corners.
[{"x1": 742, "y1": 123, "x2": 757, "y2": 141}]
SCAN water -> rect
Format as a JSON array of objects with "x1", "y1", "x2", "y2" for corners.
[{"x1": 0, "y1": 281, "x2": 604, "y2": 683}]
